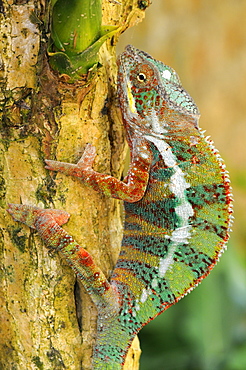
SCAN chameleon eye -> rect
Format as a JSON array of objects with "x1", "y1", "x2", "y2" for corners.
[{"x1": 137, "y1": 73, "x2": 147, "y2": 82}]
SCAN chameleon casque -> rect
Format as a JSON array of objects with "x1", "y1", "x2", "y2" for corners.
[{"x1": 8, "y1": 45, "x2": 233, "y2": 369}]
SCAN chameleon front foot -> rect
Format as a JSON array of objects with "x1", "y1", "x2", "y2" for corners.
[
  {"x1": 7, "y1": 204, "x2": 70, "y2": 229},
  {"x1": 45, "y1": 143, "x2": 96, "y2": 177}
]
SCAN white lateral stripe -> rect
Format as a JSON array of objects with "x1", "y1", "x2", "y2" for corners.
[
  {"x1": 150, "y1": 109, "x2": 168, "y2": 134},
  {"x1": 144, "y1": 135, "x2": 194, "y2": 278},
  {"x1": 159, "y1": 245, "x2": 176, "y2": 277}
]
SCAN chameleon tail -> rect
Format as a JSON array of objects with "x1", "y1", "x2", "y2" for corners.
[{"x1": 92, "y1": 317, "x2": 135, "y2": 369}]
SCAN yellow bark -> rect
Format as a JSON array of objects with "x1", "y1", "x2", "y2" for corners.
[{"x1": 0, "y1": 0, "x2": 150, "y2": 369}]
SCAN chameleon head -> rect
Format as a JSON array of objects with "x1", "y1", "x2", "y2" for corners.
[{"x1": 117, "y1": 45, "x2": 200, "y2": 137}]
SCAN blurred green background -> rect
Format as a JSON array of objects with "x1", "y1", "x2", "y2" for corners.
[{"x1": 118, "y1": 1, "x2": 246, "y2": 369}]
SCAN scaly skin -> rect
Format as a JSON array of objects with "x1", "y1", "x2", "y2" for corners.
[{"x1": 8, "y1": 45, "x2": 233, "y2": 369}]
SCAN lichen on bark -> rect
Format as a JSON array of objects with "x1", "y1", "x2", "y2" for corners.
[{"x1": 0, "y1": 1, "x2": 150, "y2": 369}]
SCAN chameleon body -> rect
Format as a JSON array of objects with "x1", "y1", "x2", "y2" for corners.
[{"x1": 8, "y1": 45, "x2": 233, "y2": 369}]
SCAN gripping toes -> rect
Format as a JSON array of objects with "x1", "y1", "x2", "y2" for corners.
[
  {"x1": 45, "y1": 143, "x2": 96, "y2": 177},
  {"x1": 7, "y1": 204, "x2": 70, "y2": 229},
  {"x1": 78, "y1": 143, "x2": 96, "y2": 167},
  {"x1": 7, "y1": 204, "x2": 39, "y2": 228}
]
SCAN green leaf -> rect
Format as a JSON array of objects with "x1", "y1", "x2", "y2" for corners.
[
  {"x1": 49, "y1": 0, "x2": 120, "y2": 81},
  {"x1": 51, "y1": 0, "x2": 102, "y2": 56},
  {"x1": 49, "y1": 26, "x2": 119, "y2": 81}
]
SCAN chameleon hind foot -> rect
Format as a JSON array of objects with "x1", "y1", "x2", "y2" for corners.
[{"x1": 7, "y1": 204, "x2": 70, "y2": 229}]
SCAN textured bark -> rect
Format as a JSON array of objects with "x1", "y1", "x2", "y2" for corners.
[{"x1": 0, "y1": 1, "x2": 148, "y2": 369}]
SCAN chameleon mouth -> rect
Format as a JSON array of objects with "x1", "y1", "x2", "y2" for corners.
[{"x1": 117, "y1": 46, "x2": 139, "y2": 117}]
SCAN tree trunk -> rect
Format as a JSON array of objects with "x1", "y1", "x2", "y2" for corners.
[{"x1": 0, "y1": 1, "x2": 148, "y2": 369}]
